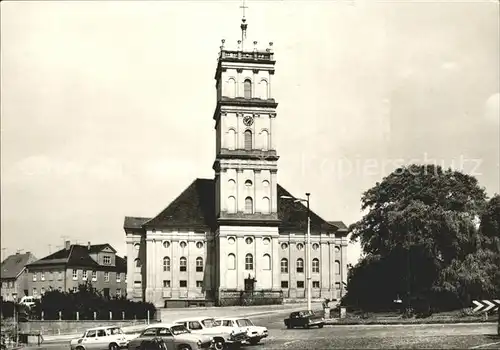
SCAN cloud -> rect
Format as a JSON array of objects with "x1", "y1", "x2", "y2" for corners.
[{"x1": 484, "y1": 92, "x2": 500, "y2": 125}]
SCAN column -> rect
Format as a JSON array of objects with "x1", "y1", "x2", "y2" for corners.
[
  {"x1": 236, "y1": 69, "x2": 242, "y2": 98},
  {"x1": 268, "y1": 70, "x2": 274, "y2": 100},
  {"x1": 126, "y1": 236, "x2": 134, "y2": 299},
  {"x1": 254, "y1": 170, "x2": 260, "y2": 213},
  {"x1": 145, "y1": 238, "x2": 154, "y2": 302},
  {"x1": 288, "y1": 233, "x2": 296, "y2": 298},
  {"x1": 236, "y1": 236, "x2": 244, "y2": 290},
  {"x1": 270, "y1": 169, "x2": 278, "y2": 213},
  {"x1": 171, "y1": 240, "x2": 179, "y2": 298},
  {"x1": 252, "y1": 69, "x2": 258, "y2": 97},
  {"x1": 272, "y1": 236, "x2": 281, "y2": 290},
  {"x1": 341, "y1": 240, "x2": 348, "y2": 298},
  {"x1": 236, "y1": 169, "x2": 243, "y2": 212},
  {"x1": 320, "y1": 241, "x2": 329, "y2": 296},
  {"x1": 329, "y1": 242, "x2": 335, "y2": 300},
  {"x1": 270, "y1": 114, "x2": 276, "y2": 151}
]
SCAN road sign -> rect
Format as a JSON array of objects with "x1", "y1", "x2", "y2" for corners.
[{"x1": 472, "y1": 299, "x2": 500, "y2": 313}]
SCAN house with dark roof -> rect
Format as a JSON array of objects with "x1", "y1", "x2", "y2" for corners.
[
  {"x1": 124, "y1": 17, "x2": 349, "y2": 308},
  {"x1": 25, "y1": 241, "x2": 127, "y2": 299},
  {"x1": 1, "y1": 252, "x2": 37, "y2": 301}
]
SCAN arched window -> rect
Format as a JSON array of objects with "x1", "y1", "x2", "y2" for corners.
[
  {"x1": 261, "y1": 130, "x2": 269, "y2": 150},
  {"x1": 335, "y1": 260, "x2": 341, "y2": 275},
  {"x1": 262, "y1": 254, "x2": 271, "y2": 270},
  {"x1": 296, "y1": 258, "x2": 304, "y2": 273},
  {"x1": 226, "y1": 78, "x2": 236, "y2": 98},
  {"x1": 280, "y1": 258, "x2": 288, "y2": 273},
  {"x1": 163, "y1": 257, "x2": 170, "y2": 272},
  {"x1": 244, "y1": 197, "x2": 253, "y2": 214},
  {"x1": 228, "y1": 253, "x2": 236, "y2": 270},
  {"x1": 134, "y1": 258, "x2": 141, "y2": 270},
  {"x1": 262, "y1": 197, "x2": 270, "y2": 214},
  {"x1": 196, "y1": 257, "x2": 203, "y2": 272},
  {"x1": 312, "y1": 258, "x2": 320, "y2": 273},
  {"x1": 227, "y1": 129, "x2": 236, "y2": 150},
  {"x1": 227, "y1": 196, "x2": 236, "y2": 214},
  {"x1": 243, "y1": 79, "x2": 252, "y2": 99},
  {"x1": 259, "y1": 79, "x2": 268, "y2": 99},
  {"x1": 245, "y1": 254, "x2": 253, "y2": 270},
  {"x1": 244, "y1": 130, "x2": 252, "y2": 150},
  {"x1": 180, "y1": 257, "x2": 187, "y2": 272}
]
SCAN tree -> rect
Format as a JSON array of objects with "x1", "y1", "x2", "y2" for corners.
[{"x1": 346, "y1": 164, "x2": 494, "y2": 311}]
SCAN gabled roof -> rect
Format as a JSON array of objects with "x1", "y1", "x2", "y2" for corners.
[
  {"x1": 143, "y1": 178, "x2": 216, "y2": 230},
  {"x1": 127, "y1": 178, "x2": 347, "y2": 235},
  {"x1": 27, "y1": 244, "x2": 125, "y2": 271},
  {"x1": 1, "y1": 252, "x2": 37, "y2": 280}
]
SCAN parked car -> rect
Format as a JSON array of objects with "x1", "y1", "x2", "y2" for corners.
[
  {"x1": 174, "y1": 317, "x2": 247, "y2": 350},
  {"x1": 69, "y1": 326, "x2": 129, "y2": 350},
  {"x1": 126, "y1": 323, "x2": 213, "y2": 350},
  {"x1": 284, "y1": 310, "x2": 325, "y2": 329},
  {"x1": 214, "y1": 317, "x2": 268, "y2": 345},
  {"x1": 19, "y1": 296, "x2": 40, "y2": 309}
]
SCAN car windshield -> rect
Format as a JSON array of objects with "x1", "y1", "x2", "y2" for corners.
[
  {"x1": 107, "y1": 328, "x2": 123, "y2": 335},
  {"x1": 236, "y1": 319, "x2": 253, "y2": 327},
  {"x1": 201, "y1": 319, "x2": 216, "y2": 328},
  {"x1": 171, "y1": 325, "x2": 190, "y2": 335}
]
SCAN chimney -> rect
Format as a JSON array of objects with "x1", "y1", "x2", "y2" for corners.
[
  {"x1": 88, "y1": 242, "x2": 91, "y2": 250},
  {"x1": 65, "y1": 240, "x2": 71, "y2": 250}
]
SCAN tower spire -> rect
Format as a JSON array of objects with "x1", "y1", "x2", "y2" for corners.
[{"x1": 240, "y1": 0, "x2": 248, "y2": 50}]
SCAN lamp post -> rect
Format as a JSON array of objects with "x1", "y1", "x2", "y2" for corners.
[{"x1": 281, "y1": 193, "x2": 311, "y2": 311}]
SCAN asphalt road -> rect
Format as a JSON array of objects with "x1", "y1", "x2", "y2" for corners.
[{"x1": 23, "y1": 312, "x2": 500, "y2": 349}]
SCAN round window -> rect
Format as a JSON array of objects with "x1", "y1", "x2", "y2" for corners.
[
  {"x1": 263, "y1": 237, "x2": 271, "y2": 245},
  {"x1": 162, "y1": 241, "x2": 170, "y2": 249},
  {"x1": 312, "y1": 243, "x2": 320, "y2": 250},
  {"x1": 245, "y1": 237, "x2": 254, "y2": 245},
  {"x1": 180, "y1": 241, "x2": 187, "y2": 248},
  {"x1": 228, "y1": 237, "x2": 236, "y2": 245},
  {"x1": 297, "y1": 243, "x2": 304, "y2": 251},
  {"x1": 281, "y1": 243, "x2": 288, "y2": 250},
  {"x1": 245, "y1": 180, "x2": 253, "y2": 187},
  {"x1": 134, "y1": 243, "x2": 140, "y2": 250},
  {"x1": 196, "y1": 242, "x2": 203, "y2": 249}
]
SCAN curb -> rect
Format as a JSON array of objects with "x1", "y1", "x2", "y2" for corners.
[{"x1": 324, "y1": 319, "x2": 497, "y2": 326}]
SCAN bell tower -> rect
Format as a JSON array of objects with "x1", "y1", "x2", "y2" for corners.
[{"x1": 213, "y1": 2, "x2": 282, "y2": 299}]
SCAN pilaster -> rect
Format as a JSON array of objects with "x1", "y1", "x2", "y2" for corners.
[{"x1": 272, "y1": 237, "x2": 281, "y2": 290}]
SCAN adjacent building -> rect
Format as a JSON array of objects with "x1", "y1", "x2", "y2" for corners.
[
  {"x1": 25, "y1": 241, "x2": 127, "y2": 298},
  {"x1": 1, "y1": 252, "x2": 38, "y2": 301},
  {"x1": 124, "y1": 14, "x2": 350, "y2": 308}
]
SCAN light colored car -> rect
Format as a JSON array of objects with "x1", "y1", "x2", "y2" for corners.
[
  {"x1": 126, "y1": 323, "x2": 213, "y2": 350},
  {"x1": 214, "y1": 317, "x2": 268, "y2": 345},
  {"x1": 174, "y1": 317, "x2": 247, "y2": 350},
  {"x1": 69, "y1": 326, "x2": 129, "y2": 350},
  {"x1": 19, "y1": 295, "x2": 40, "y2": 308}
]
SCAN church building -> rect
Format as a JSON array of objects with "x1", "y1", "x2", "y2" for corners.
[{"x1": 124, "y1": 11, "x2": 349, "y2": 308}]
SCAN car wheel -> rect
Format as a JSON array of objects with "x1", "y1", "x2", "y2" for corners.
[
  {"x1": 213, "y1": 337, "x2": 225, "y2": 350},
  {"x1": 286, "y1": 324, "x2": 291, "y2": 329},
  {"x1": 75, "y1": 347, "x2": 84, "y2": 350},
  {"x1": 318, "y1": 324, "x2": 324, "y2": 328},
  {"x1": 109, "y1": 343, "x2": 119, "y2": 350},
  {"x1": 177, "y1": 345, "x2": 191, "y2": 350}
]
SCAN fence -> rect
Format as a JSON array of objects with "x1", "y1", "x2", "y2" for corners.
[{"x1": 218, "y1": 290, "x2": 284, "y2": 307}]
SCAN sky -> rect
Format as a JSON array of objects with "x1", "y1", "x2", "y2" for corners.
[{"x1": 1, "y1": 0, "x2": 499, "y2": 266}]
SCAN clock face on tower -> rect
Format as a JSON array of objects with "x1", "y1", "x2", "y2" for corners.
[{"x1": 243, "y1": 115, "x2": 254, "y2": 126}]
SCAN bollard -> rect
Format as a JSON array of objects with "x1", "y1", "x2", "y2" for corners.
[
  {"x1": 93, "y1": 312, "x2": 97, "y2": 320},
  {"x1": 41, "y1": 311, "x2": 44, "y2": 321},
  {"x1": 109, "y1": 311, "x2": 112, "y2": 320},
  {"x1": 58, "y1": 311, "x2": 62, "y2": 320},
  {"x1": 122, "y1": 311, "x2": 125, "y2": 320},
  {"x1": 76, "y1": 311, "x2": 79, "y2": 321},
  {"x1": 147, "y1": 310, "x2": 150, "y2": 325}
]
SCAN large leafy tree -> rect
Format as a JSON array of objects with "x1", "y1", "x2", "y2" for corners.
[{"x1": 346, "y1": 164, "x2": 494, "y2": 311}]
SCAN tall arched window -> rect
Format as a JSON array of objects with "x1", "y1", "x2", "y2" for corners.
[
  {"x1": 335, "y1": 260, "x2": 341, "y2": 275},
  {"x1": 228, "y1": 253, "x2": 236, "y2": 270},
  {"x1": 227, "y1": 129, "x2": 236, "y2": 150},
  {"x1": 163, "y1": 257, "x2": 170, "y2": 272},
  {"x1": 262, "y1": 254, "x2": 271, "y2": 270},
  {"x1": 261, "y1": 130, "x2": 269, "y2": 150},
  {"x1": 244, "y1": 197, "x2": 253, "y2": 214},
  {"x1": 262, "y1": 197, "x2": 270, "y2": 214},
  {"x1": 280, "y1": 258, "x2": 288, "y2": 273},
  {"x1": 312, "y1": 258, "x2": 320, "y2": 273},
  {"x1": 244, "y1": 130, "x2": 252, "y2": 150},
  {"x1": 196, "y1": 257, "x2": 203, "y2": 272},
  {"x1": 245, "y1": 254, "x2": 254, "y2": 270},
  {"x1": 180, "y1": 257, "x2": 187, "y2": 272},
  {"x1": 243, "y1": 79, "x2": 252, "y2": 99},
  {"x1": 134, "y1": 258, "x2": 141, "y2": 271},
  {"x1": 227, "y1": 78, "x2": 236, "y2": 98},
  {"x1": 227, "y1": 196, "x2": 236, "y2": 214},
  {"x1": 259, "y1": 79, "x2": 268, "y2": 99},
  {"x1": 296, "y1": 258, "x2": 304, "y2": 273}
]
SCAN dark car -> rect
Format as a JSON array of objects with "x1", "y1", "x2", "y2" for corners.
[
  {"x1": 497, "y1": 310, "x2": 499, "y2": 335},
  {"x1": 284, "y1": 310, "x2": 325, "y2": 329}
]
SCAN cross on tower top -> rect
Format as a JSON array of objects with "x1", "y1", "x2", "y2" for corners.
[
  {"x1": 240, "y1": 0, "x2": 249, "y2": 50},
  {"x1": 240, "y1": 0, "x2": 248, "y2": 19}
]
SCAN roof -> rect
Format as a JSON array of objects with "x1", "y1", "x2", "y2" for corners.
[
  {"x1": 173, "y1": 317, "x2": 215, "y2": 322},
  {"x1": 146, "y1": 323, "x2": 178, "y2": 329},
  {"x1": 27, "y1": 244, "x2": 126, "y2": 272},
  {"x1": 127, "y1": 178, "x2": 347, "y2": 234},
  {"x1": 1, "y1": 252, "x2": 37, "y2": 280}
]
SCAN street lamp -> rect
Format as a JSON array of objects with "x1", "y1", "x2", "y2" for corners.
[{"x1": 281, "y1": 193, "x2": 311, "y2": 311}]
